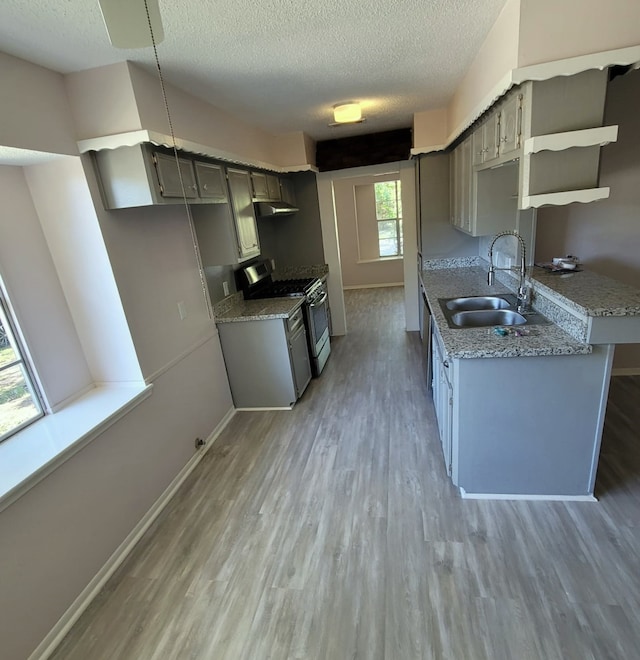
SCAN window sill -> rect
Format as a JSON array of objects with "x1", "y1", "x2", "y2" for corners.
[
  {"x1": 357, "y1": 256, "x2": 404, "y2": 264},
  {"x1": 0, "y1": 383, "x2": 152, "y2": 512}
]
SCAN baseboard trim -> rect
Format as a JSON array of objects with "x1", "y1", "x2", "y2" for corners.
[
  {"x1": 611, "y1": 367, "x2": 640, "y2": 376},
  {"x1": 235, "y1": 406, "x2": 293, "y2": 411},
  {"x1": 29, "y1": 405, "x2": 236, "y2": 660},
  {"x1": 459, "y1": 488, "x2": 597, "y2": 502},
  {"x1": 343, "y1": 282, "x2": 404, "y2": 290}
]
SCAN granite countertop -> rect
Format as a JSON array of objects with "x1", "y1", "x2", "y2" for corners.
[
  {"x1": 421, "y1": 266, "x2": 592, "y2": 359},
  {"x1": 215, "y1": 296, "x2": 304, "y2": 323},
  {"x1": 275, "y1": 264, "x2": 329, "y2": 280},
  {"x1": 530, "y1": 267, "x2": 640, "y2": 317}
]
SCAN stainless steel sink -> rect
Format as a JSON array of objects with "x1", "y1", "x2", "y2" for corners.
[
  {"x1": 450, "y1": 309, "x2": 527, "y2": 327},
  {"x1": 445, "y1": 295, "x2": 511, "y2": 311},
  {"x1": 438, "y1": 294, "x2": 551, "y2": 329}
]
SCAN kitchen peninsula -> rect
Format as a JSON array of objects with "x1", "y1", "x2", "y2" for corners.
[{"x1": 421, "y1": 257, "x2": 640, "y2": 500}]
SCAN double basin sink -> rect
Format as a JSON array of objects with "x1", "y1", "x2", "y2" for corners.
[{"x1": 438, "y1": 294, "x2": 549, "y2": 329}]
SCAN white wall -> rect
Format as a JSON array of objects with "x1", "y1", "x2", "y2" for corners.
[
  {"x1": 518, "y1": 0, "x2": 640, "y2": 67},
  {"x1": 64, "y1": 60, "x2": 312, "y2": 170},
  {"x1": 0, "y1": 165, "x2": 92, "y2": 410},
  {"x1": 0, "y1": 335, "x2": 231, "y2": 660},
  {"x1": 0, "y1": 54, "x2": 235, "y2": 660},
  {"x1": 0, "y1": 52, "x2": 78, "y2": 155},
  {"x1": 535, "y1": 70, "x2": 640, "y2": 371},
  {"x1": 80, "y1": 152, "x2": 217, "y2": 381},
  {"x1": 317, "y1": 162, "x2": 419, "y2": 334},
  {"x1": 64, "y1": 62, "x2": 142, "y2": 140},
  {"x1": 24, "y1": 157, "x2": 143, "y2": 385},
  {"x1": 333, "y1": 171, "x2": 405, "y2": 289}
]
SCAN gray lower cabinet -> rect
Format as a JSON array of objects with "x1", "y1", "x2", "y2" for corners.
[
  {"x1": 217, "y1": 308, "x2": 311, "y2": 408},
  {"x1": 431, "y1": 331, "x2": 453, "y2": 477},
  {"x1": 431, "y1": 330, "x2": 612, "y2": 497}
]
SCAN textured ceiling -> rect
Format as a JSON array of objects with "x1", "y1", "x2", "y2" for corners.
[{"x1": 0, "y1": 0, "x2": 507, "y2": 141}]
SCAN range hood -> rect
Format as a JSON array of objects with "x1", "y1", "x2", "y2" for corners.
[{"x1": 255, "y1": 201, "x2": 299, "y2": 216}]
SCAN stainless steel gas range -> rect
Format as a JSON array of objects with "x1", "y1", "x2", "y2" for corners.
[{"x1": 236, "y1": 259, "x2": 331, "y2": 376}]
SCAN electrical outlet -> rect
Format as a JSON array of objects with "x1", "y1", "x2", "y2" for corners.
[
  {"x1": 177, "y1": 301, "x2": 187, "y2": 320},
  {"x1": 223, "y1": 281, "x2": 229, "y2": 296}
]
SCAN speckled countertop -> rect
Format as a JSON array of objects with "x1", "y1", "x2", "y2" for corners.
[
  {"x1": 215, "y1": 296, "x2": 304, "y2": 323},
  {"x1": 530, "y1": 267, "x2": 640, "y2": 317},
  {"x1": 421, "y1": 266, "x2": 592, "y2": 359},
  {"x1": 276, "y1": 263, "x2": 329, "y2": 279}
]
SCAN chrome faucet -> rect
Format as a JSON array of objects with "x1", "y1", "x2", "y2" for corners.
[{"x1": 487, "y1": 230, "x2": 530, "y2": 312}]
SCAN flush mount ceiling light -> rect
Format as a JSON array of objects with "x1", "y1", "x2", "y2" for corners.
[
  {"x1": 329, "y1": 102, "x2": 366, "y2": 127},
  {"x1": 98, "y1": 0, "x2": 164, "y2": 49}
]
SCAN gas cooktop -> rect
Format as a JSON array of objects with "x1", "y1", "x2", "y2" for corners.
[{"x1": 247, "y1": 277, "x2": 317, "y2": 299}]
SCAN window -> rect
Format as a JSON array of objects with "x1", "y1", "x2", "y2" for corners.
[
  {"x1": 375, "y1": 180, "x2": 403, "y2": 257},
  {"x1": 0, "y1": 285, "x2": 43, "y2": 442}
]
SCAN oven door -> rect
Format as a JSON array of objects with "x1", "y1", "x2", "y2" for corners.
[
  {"x1": 305, "y1": 289, "x2": 331, "y2": 376},
  {"x1": 307, "y1": 291, "x2": 329, "y2": 355}
]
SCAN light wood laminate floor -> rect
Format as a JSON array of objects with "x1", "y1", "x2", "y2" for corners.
[{"x1": 52, "y1": 287, "x2": 640, "y2": 660}]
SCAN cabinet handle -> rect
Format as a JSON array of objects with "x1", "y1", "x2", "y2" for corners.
[
  {"x1": 516, "y1": 95, "x2": 523, "y2": 148},
  {"x1": 203, "y1": 184, "x2": 208, "y2": 190}
]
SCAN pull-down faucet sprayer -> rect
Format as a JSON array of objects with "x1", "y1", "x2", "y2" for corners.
[{"x1": 487, "y1": 230, "x2": 530, "y2": 312}]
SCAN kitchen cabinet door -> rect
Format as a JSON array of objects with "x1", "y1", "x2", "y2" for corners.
[
  {"x1": 266, "y1": 174, "x2": 281, "y2": 201},
  {"x1": 227, "y1": 169, "x2": 260, "y2": 260},
  {"x1": 472, "y1": 126, "x2": 486, "y2": 166},
  {"x1": 432, "y1": 331, "x2": 453, "y2": 476},
  {"x1": 482, "y1": 111, "x2": 500, "y2": 163},
  {"x1": 194, "y1": 161, "x2": 228, "y2": 201},
  {"x1": 153, "y1": 152, "x2": 198, "y2": 198},
  {"x1": 217, "y1": 314, "x2": 309, "y2": 408},
  {"x1": 250, "y1": 172, "x2": 270, "y2": 200},
  {"x1": 499, "y1": 92, "x2": 522, "y2": 157},
  {"x1": 460, "y1": 137, "x2": 473, "y2": 233},
  {"x1": 449, "y1": 147, "x2": 459, "y2": 227}
]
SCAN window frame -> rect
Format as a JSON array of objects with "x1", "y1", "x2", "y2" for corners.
[
  {"x1": 0, "y1": 286, "x2": 44, "y2": 443},
  {"x1": 374, "y1": 180, "x2": 403, "y2": 258}
]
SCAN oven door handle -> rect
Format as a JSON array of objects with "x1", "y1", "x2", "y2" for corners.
[{"x1": 308, "y1": 292, "x2": 328, "y2": 308}]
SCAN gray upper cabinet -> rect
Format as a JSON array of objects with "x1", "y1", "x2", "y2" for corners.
[
  {"x1": 448, "y1": 68, "x2": 616, "y2": 227},
  {"x1": 251, "y1": 171, "x2": 284, "y2": 202},
  {"x1": 93, "y1": 144, "x2": 176, "y2": 209},
  {"x1": 192, "y1": 168, "x2": 260, "y2": 265},
  {"x1": 194, "y1": 161, "x2": 227, "y2": 202},
  {"x1": 471, "y1": 110, "x2": 500, "y2": 166},
  {"x1": 227, "y1": 169, "x2": 260, "y2": 260},
  {"x1": 266, "y1": 174, "x2": 281, "y2": 201},
  {"x1": 498, "y1": 92, "x2": 523, "y2": 158},
  {"x1": 94, "y1": 144, "x2": 226, "y2": 209},
  {"x1": 250, "y1": 172, "x2": 270, "y2": 200},
  {"x1": 154, "y1": 152, "x2": 198, "y2": 198}
]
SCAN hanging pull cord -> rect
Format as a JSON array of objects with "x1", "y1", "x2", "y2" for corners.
[{"x1": 143, "y1": 0, "x2": 213, "y2": 320}]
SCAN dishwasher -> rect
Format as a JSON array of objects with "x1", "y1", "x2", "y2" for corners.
[
  {"x1": 287, "y1": 308, "x2": 312, "y2": 399},
  {"x1": 421, "y1": 284, "x2": 433, "y2": 394}
]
